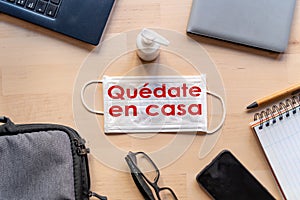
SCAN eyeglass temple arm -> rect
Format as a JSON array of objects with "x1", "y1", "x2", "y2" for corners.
[{"x1": 125, "y1": 156, "x2": 155, "y2": 200}]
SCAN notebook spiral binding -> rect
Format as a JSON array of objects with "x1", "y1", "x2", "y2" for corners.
[{"x1": 254, "y1": 94, "x2": 300, "y2": 130}]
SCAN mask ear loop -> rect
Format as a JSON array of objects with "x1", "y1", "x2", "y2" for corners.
[
  {"x1": 206, "y1": 91, "x2": 226, "y2": 134},
  {"x1": 81, "y1": 80, "x2": 104, "y2": 115}
]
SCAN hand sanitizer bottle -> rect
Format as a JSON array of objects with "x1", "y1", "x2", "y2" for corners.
[{"x1": 136, "y1": 28, "x2": 169, "y2": 62}]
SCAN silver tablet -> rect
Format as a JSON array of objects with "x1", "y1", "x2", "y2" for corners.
[{"x1": 187, "y1": 0, "x2": 296, "y2": 52}]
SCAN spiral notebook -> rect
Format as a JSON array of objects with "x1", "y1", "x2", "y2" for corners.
[{"x1": 250, "y1": 96, "x2": 300, "y2": 200}]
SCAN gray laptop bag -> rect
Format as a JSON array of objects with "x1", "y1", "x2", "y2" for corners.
[{"x1": 0, "y1": 116, "x2": 107, "y2": 200}]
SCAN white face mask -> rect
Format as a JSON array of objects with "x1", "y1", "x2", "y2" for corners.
[{"x1": 81, "y1": 75, "x2": 226, "y2": 134}]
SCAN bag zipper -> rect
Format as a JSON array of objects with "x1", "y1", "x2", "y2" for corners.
[
  {"x1": 73, "y1": 138, "x2": 90, "y2": 156},
  {"x1": 73, "y1": 137, "x2": 107, "y2": 200}
]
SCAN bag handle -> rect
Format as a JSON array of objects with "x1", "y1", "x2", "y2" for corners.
[
  {"x1": 89, "y1": 191, "x2": 107, "y2": 200},
  {"x1": 0, "y1": 116, "x2": 18, "y2": 133}
]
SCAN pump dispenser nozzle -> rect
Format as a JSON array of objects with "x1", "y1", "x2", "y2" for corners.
[{"x1": 136, "y1": 28, "x2": 169, "y2": 62}]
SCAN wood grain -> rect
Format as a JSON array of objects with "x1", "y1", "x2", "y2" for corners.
[{"x1": 1, "y1": 0, "x2": 300, "y2": 199}]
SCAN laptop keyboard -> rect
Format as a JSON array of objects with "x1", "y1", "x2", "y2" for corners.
[
  {"x1": 3, "y1": 0, "x2": 61, "y2": 18},
  {"x1": 0, "y1": 0, "x2": 115, "y2": 44}
]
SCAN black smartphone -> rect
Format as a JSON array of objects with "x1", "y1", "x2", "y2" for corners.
[{"x1": 196, "y1": 150, "x2": 275, "y2": 200}]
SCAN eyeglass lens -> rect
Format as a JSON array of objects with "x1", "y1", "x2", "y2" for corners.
[
  {"x1": 158, "y1": 188, "x2": 177, "y2": 200},
  {"x1": 135, "y1": 153, "x2": 159, "y2": 183}
]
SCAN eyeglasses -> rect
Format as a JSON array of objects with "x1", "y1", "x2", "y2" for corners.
[{"x1": 125, "y1": 151, "x2": 178, "y2": 200}]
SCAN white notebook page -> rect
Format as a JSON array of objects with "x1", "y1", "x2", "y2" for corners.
[{"x1": 252, "y1": 108, "x2": 300, "y2": 200}]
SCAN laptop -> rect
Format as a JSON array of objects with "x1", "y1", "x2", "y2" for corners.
[
  {"x1": 0, "y1": 0, "x2": 115, "y2": 45},
  {"x1": 187, "y1": 0, "x2": 296, "y2": 52}
]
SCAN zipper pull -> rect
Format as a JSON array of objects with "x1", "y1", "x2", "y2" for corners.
[
  {"x1": 89, "y1": 191, "x2": 107, "y2": 200},
  {"x1": 73, "y1": 138, "x2": 90, "y2": 156},
  {"x1": 77, "y1": 146, "x2": 90, "y2": 156}
]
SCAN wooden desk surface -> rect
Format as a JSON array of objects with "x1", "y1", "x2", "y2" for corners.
[{"x1": 1, "y1": 0, "x2": 300, "y2": 199}]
